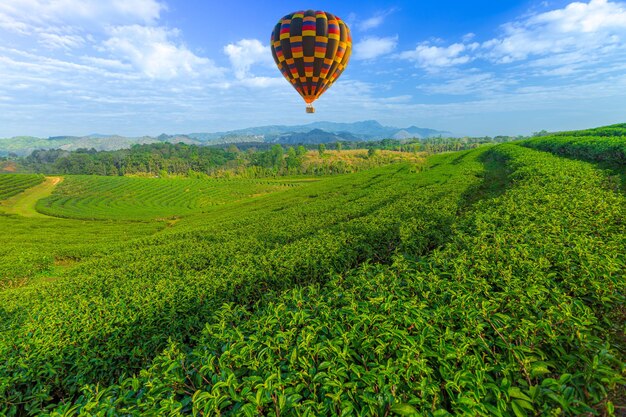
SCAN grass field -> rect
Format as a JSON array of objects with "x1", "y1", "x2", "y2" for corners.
[{"x1": 0, "y1": 136, "x2": 624, "y2": 416}]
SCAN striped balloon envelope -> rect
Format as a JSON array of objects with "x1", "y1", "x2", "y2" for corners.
[{"x1": 271, "y1": 10, "x2": 352, "y2": 113}]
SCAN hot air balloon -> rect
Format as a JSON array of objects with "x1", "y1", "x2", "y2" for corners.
[{"x1": 271, "y1": 10, "x2": 352, "y2": 113}]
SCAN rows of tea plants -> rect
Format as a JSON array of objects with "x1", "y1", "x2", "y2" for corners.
[
  {"x1": 522, "y1": 134, "x2": 626, "y2": 165},
  {"x1": 51, "y1": 144, "x2": 625, "y2": 416},
  {"x1": 0, "y1": 151, "x2": 491, "y2": 415},
  {"x1": 0, "y1": 173, "x2": 44, "y2": 200},
  {"x1": 551, "y1": 123, "x2": 626, "y2": 137},
  {"x1": 35, "y1": 175, "x2": 300, "y2": 220},
  {"x1": 0, "y1": 215, "x2": 164, "y2": 289}
]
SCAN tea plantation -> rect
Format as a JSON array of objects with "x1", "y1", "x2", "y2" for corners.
[
  {"x1": 0, "y1": 131, "x2": 624, "y2": 416},
  {"x1": 35, "y1": 175, "x2": 302, "y2": 221},
  {"x1": 0, "y1": 174, "x2": 44, "y2": 200}
]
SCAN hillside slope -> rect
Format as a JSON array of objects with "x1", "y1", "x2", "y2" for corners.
[{"x1": 0, "y1": 135, "x2": 624, "y2": 416}]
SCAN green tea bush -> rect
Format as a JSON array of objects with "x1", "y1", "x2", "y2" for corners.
[
  {"x1": 522, "y1": 135, "x2": 626, "y2": 165},
  {"x1": 35, "y1": 175, "x2": 297, "y2": 220},
  {"x1": 0, "y1": 215, "x2": 163, "y2": 288},
  {"x1": 48, "y1": 144, "x2": 625, "y2": 416},
  {"x1": 2, "y1": 141, "x2": 624, "y2": 416},
  {"x1": 0, "y1": 153, "x2": 488, "y2": 415},
  {"x1": 0, "y1": 174, "x2": 44, "y2": 200}
]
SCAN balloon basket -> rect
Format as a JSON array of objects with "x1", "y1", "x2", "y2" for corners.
[{"x1": 306, "y1": 105, "x2": 315, "y2": 114}]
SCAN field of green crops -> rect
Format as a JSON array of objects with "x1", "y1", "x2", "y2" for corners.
[
  {"x1": 35, "y1": 175, "x2": 303, "y2": 220},
  {"x1": 0, "y1": 129, "x2": 624, "y2": 416},
  {"x1": 0, "y1": 215, "x2": 164, "y2": 289},
  {"x1": 521, "y1": 124, "x2": 626, "y2": 166},
  {"x1": 0, "y1": 173, "x2": 44, "y2": 200}
]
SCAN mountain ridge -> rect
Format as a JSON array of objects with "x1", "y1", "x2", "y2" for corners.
[
  {"x1": 0, "y1": 121, "x2": 450, "y2": 156},
  {"x1": 187, "y1": 120, "x2": 449, "y2": 143}
]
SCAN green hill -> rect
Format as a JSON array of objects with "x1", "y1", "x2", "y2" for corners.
[
  {"x1": 35, "y1": 175, "x2": 302, "y2": 221},
  {"x1": 0, "y1": 128, "x2": 624, "y2": 416},
  {"x1": 0, "y1": 173, "x2": 44, "y2": 200}
]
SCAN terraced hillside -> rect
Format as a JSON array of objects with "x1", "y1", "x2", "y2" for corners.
[
  {"x1": 0, "y1": 133, "x2": 624, "y2": 416},
  {"x1": 522, "y1": 123, "x2": 626, "y2": 165},
  {"x1": 36, "y1": 175, "x2": 303, "y2": 220},
  {"x1": 0, "y1": 173, "x2": 44, "y2": 200}
]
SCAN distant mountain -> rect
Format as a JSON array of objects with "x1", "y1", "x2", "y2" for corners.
[
  {"x1": 189, "y1": 120, "x2": 449, "y2": 145},
  {"x1": 268, "y1": 129, "x2": 362, "y2": 144},
  {"x1": 156, "y1": 134, "x2": 202, "y2": 146},
  {"x1": 0, "y1": 136, "x2": 74, "y2": 157},
  {"x1": 405, "y1": 126, "x2": 446, "y2": 137},
  {"x1": 0, "y1": 121, "x2": 450, "y2": 156},
  {"x1": 86, "y1": 134, "x2": 115, "y2": 139},
  {"x1": 0, "y1": 134, "x2": 201, "y2": 157},
  {"x1": 305, "y1": 120, "x2": 416, "y2": 138}
]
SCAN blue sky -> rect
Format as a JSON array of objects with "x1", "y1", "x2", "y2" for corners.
[{"x1": 1, "y1": 0, "x2": 626, "y2": 137}]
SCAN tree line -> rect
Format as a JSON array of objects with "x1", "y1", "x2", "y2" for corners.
[{"x1": 5, "y1": 135, "x2": 524, "y2": 177}]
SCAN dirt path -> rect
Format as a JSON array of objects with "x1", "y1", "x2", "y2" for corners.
[{"x1": 0, "y1": 176, "x2": 63, "y2": 218}]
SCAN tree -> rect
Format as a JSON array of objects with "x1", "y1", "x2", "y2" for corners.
[
  {"x1": 296, "y1": 146, "x2": 307, "y2": 157},
  {"x1": 368, "y1": 148, "x2": 378, "y2": 158},
  {"x1": 318, "y1": 143, "x2": 326, "y2": 156},
  {"x1": 270, "y1": 144, "x2": 284, "y2": 169},
  {"x1": 336, "y1": 142, "x2": 343, "y2": 151},
  {"x1": 286, "y1": 147, "x2": 301, "y2": 170}
]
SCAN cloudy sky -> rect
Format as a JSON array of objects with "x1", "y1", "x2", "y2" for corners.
[{"x1": 1, "y1": 0, "x2": 626, "y2": 137}]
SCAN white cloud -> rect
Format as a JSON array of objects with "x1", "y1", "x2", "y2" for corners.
[
  {"x1": 419, "y1": 72, "x2": 514, "y2": 95},
  {"x1": 400, "y1": 0, "x2": 626, "y2": 74},
  {"x1": 462, "y1": 33, "x2": 476, "y2": 42},
  {"x1": 0, "y1": 45, "x2": 246, "y2": 136},
  {"x1": 103, "y1": 25, "x2": 220, "y2": 80},
  {"x1": 0, "y1": 3, "x2": 294, "y2": 136},
  {"x1": 378, "y1": 95, "x2": 413, "y2": 103},
  {"x1": 354, "y1": 36, "x2": 398, "y2": 60},
  {"x1": 484, "y1": 0, "x2": 626, "y2": 63},
  {"x1": 0, "y1": 48, "x2": 108, "y2": 78},
  {"x1": 533, "y1": 0, "x2": 626, "y2": 32},
  {"x1": 0, "y1": 0, "x2": 166, "y2": 55},
  {"x1": 224, "y1": 39, "x2": 274, "y2": 79},
  {"x1": 223, "y1": 39, "x2": 282, "y2": 88},
  {"x1": 238, "y1": 76, "x2": 286, "y2": 88},
  {"x1": 358, "y1": 9, "x2": 397, "y2": 31},
  {"x1": 0, "y1": 0, "x2": 219, "y2": 81},
  {"x1": 80, "y1": 56, "x2": 132, "y2": 71},
  {"x1": 0, "y1": 0, "x2": 163, "y2": 29},
  {"x1": 38, "y1": 33, "x2": 86, "y2": 50},
  {"x1": 319, "y1": 69, "x2": 626, "y2": 136},
  {"x1": 3, "y1": 0, "x2": 626, "y2": 137},
  {"x1": 400, "y1": 42, "x2": 477, "y2": 68},
  {"x1": 360, "y1": 16, "x2": 385, "y2": 31},
  {"x1": 0, "y1": 13, "x2": 29, "y2": 34}
]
